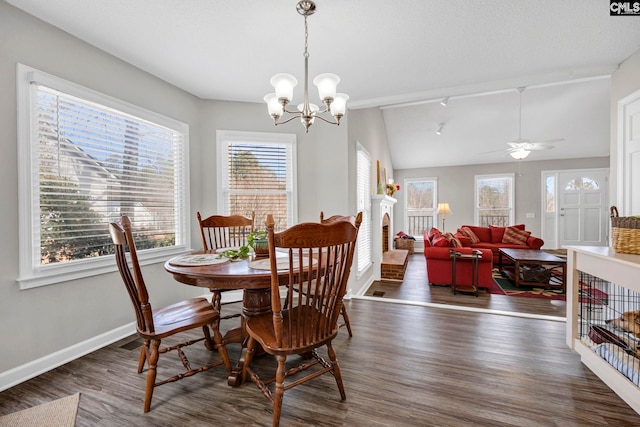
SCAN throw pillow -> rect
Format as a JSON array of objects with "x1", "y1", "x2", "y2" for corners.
[
  {"x1": 431, "y1": 233, "x2": 450, "y2": 247},
  {"x1": 445, "y1": 232, "x2": 462, "y2": 248},
  {"x1": 458, "y1": 226, "x2": 480, "y2": 244},
  {"x1": 502, "y1": 226, "x2": 531, "y2": 245},
  {"x1": 427, "y1": 227, "x2": 442, "y2": 243}
]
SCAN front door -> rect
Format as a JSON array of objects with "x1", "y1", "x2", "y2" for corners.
[{"x1": 558, "y1": 169, "x2": 609, "y2": 247}]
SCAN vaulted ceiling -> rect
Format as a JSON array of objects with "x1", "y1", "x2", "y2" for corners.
[{"x1": 7, "y1": 0, "x2": 640, "y2": 168}]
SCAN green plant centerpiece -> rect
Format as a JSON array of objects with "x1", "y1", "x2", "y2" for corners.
[
  {"x1": 219, "y1": 245, "x2": 251, "y2": 261},
  {"x1": 248, "y1": 229, "x2": 269, "y2": 257}
]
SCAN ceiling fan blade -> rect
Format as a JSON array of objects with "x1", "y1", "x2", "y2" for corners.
[
  {"x1": 530, "y1": 138, "x2": 565, "y2": 144},
  {"x1": 480, "y1": 149, "x2": 509, "y2": 155},
  {"x1": 527, "y1": 144, "x2": 555, "y2": 150}
]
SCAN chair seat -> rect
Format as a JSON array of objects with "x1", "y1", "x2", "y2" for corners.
[
  {"x1": 245, "y1": 306, "x2": 338, "y2": 355},
  {"x1": 140, "y1": 298, "x2": 219, "y2": 339}
]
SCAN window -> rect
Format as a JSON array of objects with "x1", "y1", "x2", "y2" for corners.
[
  {"x1": 356, "y1": 143, "x2": 372, "y2": 276},
  {"x1": 475, "y1": 174, "x2": 514, "y2": 226},
  {"x1": 404, "y1": 178, "x2": 437, "y2": 238},
  {"x1": 17, "y1": 64, "x2": 189, "y2": 289},
  {"x1": 216, "y1": 130, "x2": 297, "y2": 231},
  {"x1": 545, "y1": 174, "x2": 556, "y2": 213},
  {"x1": 565, "y1": 177, "x2": 600, "y2": 190}
]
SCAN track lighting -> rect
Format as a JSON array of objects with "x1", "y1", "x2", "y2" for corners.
[
  {"x1": 440, "y1": 97, "x2": 449, "y2": 106},
  {"x1": 436, "y1": 123, "x2": 445, "y2": 135}
]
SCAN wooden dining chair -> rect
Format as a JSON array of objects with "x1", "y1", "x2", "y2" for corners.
[
  {"x1": 197, "y1": 211, "x2": 255, "y2": 251},
  {"x1": 196, "y1": 211, "x2": 254, "y2": 320},
  {"x1": 240, "y1": 213, "x2": 362, "y2": 427},
  {"x1": 317, "y1": 211, "x2": 361, "y2": 336},
  {"x1": 110, "y1": 215, "x2": 232, "y2": 413}
]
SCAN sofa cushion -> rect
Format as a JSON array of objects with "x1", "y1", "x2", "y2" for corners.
[
  {"x1": 489, "y1": 225, "x2": 505, "y2": 243},
  {"x1": 454, "y1": 233, "x2": 472, "y2": 247},
  {"x1": 458, "y1": 226, "x2": 480, "y2": 244},
  {"x1": 502, "y1": 226, "x2": 531, "y2": 245},
  {"x1": 465, "y1": 225, "x2": 491, "y2": 242}
]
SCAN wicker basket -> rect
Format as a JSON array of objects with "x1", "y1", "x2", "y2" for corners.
[
  {"x1": 394, "y1": 238, "x2": 415, "y2": 254},
  {"x1": 610, "y1": 206, "x2": 640, "y2": 254}
]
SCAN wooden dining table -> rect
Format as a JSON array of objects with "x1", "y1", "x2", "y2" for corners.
[{"x1": 164, "y1": 251, "x2": 290, "y2": 386}]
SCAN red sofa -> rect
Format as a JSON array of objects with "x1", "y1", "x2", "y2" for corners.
[
  {"x1": 423, "y1": 230, "x2": 494, "y2": 289},
  {"x1": 455, "y1": 224, "x2": 544, "y2": 264}
]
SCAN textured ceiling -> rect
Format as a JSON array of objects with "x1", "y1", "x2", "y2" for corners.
[{"x1": 6, "y1": 0, "x2": 640, "y2": 168}]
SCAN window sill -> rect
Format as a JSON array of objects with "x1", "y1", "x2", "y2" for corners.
[{"x1": 17, "y1": 246, "x2": 191, "y2": 290}]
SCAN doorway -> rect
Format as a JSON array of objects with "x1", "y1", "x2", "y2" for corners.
[{"x1": 542, "y1": 168, "x2": 609, "y2": 248}]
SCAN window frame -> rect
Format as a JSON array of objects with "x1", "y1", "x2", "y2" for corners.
[
  {"x1": 216, "y1": 130, "x2": 297, "y2": 230},
  {"x1": 17, "y1": 64, "x2": 190, "y2": 289},
  {"x1": 474, "y1": 173, "x2": 515, "y2": 226},
  {"x1": 403, "y1": 177, "x2": 438, "y2": 239}
]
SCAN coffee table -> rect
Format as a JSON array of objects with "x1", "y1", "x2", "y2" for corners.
[{"x1": 498, "y1": 248, "x2": 567, "y2": 292}]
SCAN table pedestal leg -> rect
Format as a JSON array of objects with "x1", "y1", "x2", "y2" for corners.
[{"x1": 227, "y1": 288, "x2": 271, "y2": 386}]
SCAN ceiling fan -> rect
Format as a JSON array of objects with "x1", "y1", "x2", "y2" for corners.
[{"x1": 505, "y1": 87, "x2": 565, "y2": 159}]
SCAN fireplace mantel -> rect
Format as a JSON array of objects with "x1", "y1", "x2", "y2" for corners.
[{"x1": 371, "y1": 194, "x2": 396, "y2": 280}]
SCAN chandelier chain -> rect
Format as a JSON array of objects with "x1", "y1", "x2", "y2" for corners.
[{"x1": 304, "y1": 15, "x2": 309, "y2": 58}]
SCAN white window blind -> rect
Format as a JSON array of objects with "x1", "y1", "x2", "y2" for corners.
[
  {"x1": 17, "y1": 65, "x2": 189, "y2": 288},
  {"x1": 217, "y1": 131, "x2": 296, "y2": 231},
  {"x1": 356, "y1": 143, "x2": 372, "y2": 275}
]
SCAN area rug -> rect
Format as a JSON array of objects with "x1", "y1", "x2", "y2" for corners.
[
  {"x1": 493, "y1": 276, "x2": 566, "y2": 300},
  {"x1": 0, "y1": 393, "x2": 80, "y2": 426}
]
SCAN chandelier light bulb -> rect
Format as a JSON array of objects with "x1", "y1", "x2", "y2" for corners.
[
  {"x1": 270, "y1": 73, "x2": 297, "y2": 103},
  {"x1": 313, "y1": 73, "x2": 340, "y2": 102},
  {"x1": 330, "y1": 93, "x2": 349, "y2": 118},
  {"x1": 264, "y1": 93, "x2": 283, "y2": 118}
]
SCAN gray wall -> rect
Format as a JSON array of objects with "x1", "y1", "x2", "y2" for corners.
[
  {"x1": 0, "y1": 1, "x2": 204, "y2": 374},
  {"x1": 0, "y1": 2, "x2": 353, "y2": 379},
  {"x1": 393, "y1": 157, "x2": 610, "y2": 241},
  {"x1": 610, "y1": 47, "x2": 640, "y2": 210}
]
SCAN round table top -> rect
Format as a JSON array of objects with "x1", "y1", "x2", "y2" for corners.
[{"x1": 164, "y1": 251, "x2": 287, "y2": 290}]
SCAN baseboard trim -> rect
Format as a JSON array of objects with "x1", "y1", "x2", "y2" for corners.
[
  {"x1": 0, "y1": 322, "x2": 136, "y2": 392},
  {"x1": 0, "y1": 289, "x2": 277, "y2": 392}
]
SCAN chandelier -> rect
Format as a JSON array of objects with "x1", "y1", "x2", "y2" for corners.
[{"x1": 264, "y1": 0, "x2": 348, "y2": 133}]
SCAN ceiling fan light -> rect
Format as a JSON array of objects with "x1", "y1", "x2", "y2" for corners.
[{"x1": 510, "y1": 148, "x2": 530, "y2": 160}]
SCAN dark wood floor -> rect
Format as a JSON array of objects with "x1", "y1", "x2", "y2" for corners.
[
  {"x1": 364, "y1": 254, "x2": 567, "y2": 319},
  {"x1": 2, "y1": 258, "x2": 639, "y2": 425}
]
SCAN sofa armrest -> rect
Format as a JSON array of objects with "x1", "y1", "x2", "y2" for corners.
[
  {"x1": 423, "y1": 231, "x2": 432, "y2": 247},
  {"x1": 527, "y1": 235, "x2": 544, "y2": 250}
]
